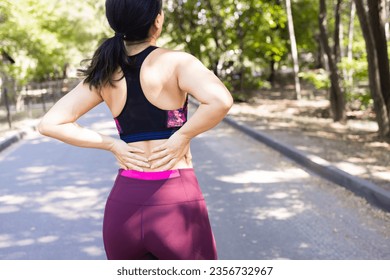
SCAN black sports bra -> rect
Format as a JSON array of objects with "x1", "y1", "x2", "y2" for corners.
[{"x1": 114, "y1": 46, "x2": 188, "y2": 143}]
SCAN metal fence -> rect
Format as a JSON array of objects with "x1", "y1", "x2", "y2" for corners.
[{"x1": 0, "y1": 78, "x2": 80, "y2": 129}]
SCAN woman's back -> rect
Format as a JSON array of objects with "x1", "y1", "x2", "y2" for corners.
[
  {"x1": 101, "y1": 46, "x2": 193, "y2": 171},
  {"x1": 39, "y1": 0, "x2": 232, "y2": 172}
]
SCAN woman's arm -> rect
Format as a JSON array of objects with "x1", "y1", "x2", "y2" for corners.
[
  {"x1": 149, "y1": 52, "x2": 233, "y2": 170},
  {"x1": 175, "y1": 53, "x2": 233, "y2": 138},
  {"x1": 38, "y1": 81, "x2": 149, "y2": 171}
]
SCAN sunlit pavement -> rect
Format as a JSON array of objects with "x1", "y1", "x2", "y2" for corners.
[{"x1": 0, "y1": 104, "x2": 389, "y2": 260}]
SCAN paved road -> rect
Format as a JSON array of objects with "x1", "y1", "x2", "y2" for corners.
[{"x1": 0, "y1": 104, "x2": 389, "y2": 259}]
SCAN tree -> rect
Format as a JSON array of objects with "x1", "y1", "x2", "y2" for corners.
[
  {"x1": 345, "y1": 1, "x2": 356, "y2": 86},
  {"x1": 318, "y1": 0, "x2": 346, "y2": 122},
  {"x1": 367, "y1": 0, "x2": 390, "y2": 110},
  {"x1": 385, "y1": 0, "x2": 390, "y2": 40},
  {"x1": 164, "y1": 0, "x2": 289, "y2": 95},
  {"x1": 285, "y1": 0, "x2": 301, "y2": 99},
  {"x1": 354, "y1": 0, "x2": 390, "y2": 138},
  {"x1": 0, "y1": 0, "x2": 107, "y2": 84}
]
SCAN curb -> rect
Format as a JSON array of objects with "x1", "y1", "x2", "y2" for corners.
[
  {"x1": 0, "y1": 124, "x2": 37, "y2": 154},
  {"x1": 223, "y1": 115, "x2": 390, "y2": 212},
  {"x1": 0, "y1": 130, "x2": 27, "y2": 153}
]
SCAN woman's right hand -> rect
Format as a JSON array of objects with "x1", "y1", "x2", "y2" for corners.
[{"x1": 109, "y1": 139, "x2": 150, "y2": 171}]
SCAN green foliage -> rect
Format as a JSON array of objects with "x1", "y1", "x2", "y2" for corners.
[
  {"x1": 0, "y1": 0, "x2": 378, "y2": 112},
  {"x1": 339, "y1": 58, "x2": 368, "y2": 84},
  {"x1": 291, "y1": 0, "x2": 319, "y2": 53},
  {"x1": 163, "y1": 0, "x2": 290, "y2": 92},
  {"x1": 345, "y1": 90, "x2": 373, "y2": 110},
  {"x1": 0, "y1": 0, "x2": 107, "y2": 84},
  {"x1": 298, "y1": 69, "x2": 330, "y2": 90}
]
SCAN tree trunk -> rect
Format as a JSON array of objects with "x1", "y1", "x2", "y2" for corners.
[
  {"x1": 385, "y1": 0, "x2": 390, "y2": 40},
  {"x1": 319, "y1": 0, "x2": 346, "y2": 122},
  {"x1": 3, "y1": 87, "x2": 12, "y2": 129},
  {"x1": 317, "y1": 33, "x2": 328, "y2": 70},
  {"x1": 333, "y1": 0, "x2": 343, "y2": 64},
  {"x1": 235, "y1": 0, "x2": 246, "y2": 93},
  {"x1": 268, "y1": 59, "x2": 276, "y2": 87},
  {"x1": 367, "y1": 0, "x2": 390, "y2": 109},
  {"x1": 346, "y1": 1, "x2": 356, "y2": 86},
  {"x1": 354, "y1": 0, "x2": 390, "y2": 138},
  {"x1": 285, "y1": 0, "x2": 301, "y2": 100}
]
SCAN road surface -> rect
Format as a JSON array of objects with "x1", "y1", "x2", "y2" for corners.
[{"x1": 0, "y1": 104, "x2": 389, "y2": 259}]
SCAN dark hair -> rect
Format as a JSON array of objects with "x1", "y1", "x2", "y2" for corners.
[{"x1": 79, "y1": 0, "x2": 163, "y2": 90}]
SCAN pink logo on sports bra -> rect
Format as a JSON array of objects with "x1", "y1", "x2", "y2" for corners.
[
  {"x1": 114, "y1": 118, "x2": 123, "y2": 134},
  {"x1": 167, "y1": 107, "x2": 187, "y2": 128}
]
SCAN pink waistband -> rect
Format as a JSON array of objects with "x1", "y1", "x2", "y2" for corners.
[{"x1": 118, "y1": 169, "x2": 182, "y2": 180}]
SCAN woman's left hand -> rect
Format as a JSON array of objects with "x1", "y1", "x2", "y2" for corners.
[{"x1": 148, "y1": 132, "x2": 191, "y2": 170}]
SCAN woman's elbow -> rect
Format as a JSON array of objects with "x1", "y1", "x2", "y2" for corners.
[
  {"x1": 226, "y1": 93, "x2": 234, "y2": 109},
  {"x1": 219, "y1": 92, "x2": 234, "y2": 113},
  {"x1": 37, "y1": 119, "x2": 52, "y2": 136},
  {"x1": 37, "y1": 120, "x2": 46, "y2": 136},
  {"x1": 207, "y1": 93, "x2": 233, "y2": 117}
]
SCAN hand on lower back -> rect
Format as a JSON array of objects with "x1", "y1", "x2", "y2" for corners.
[
  {"x1": 110, "y1": 139, "x2": 150, "y2": 171},
  {"x1": 148, "y1": 132, "x2": 191, "y2": 170}
]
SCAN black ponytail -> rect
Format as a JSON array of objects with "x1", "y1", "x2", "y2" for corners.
[
  {"x1": 79, "y1": 0, "x2": 163, "y2": 90},
  {"x1": 79, "y1": 34, "x2": 128, "y2": 90}
]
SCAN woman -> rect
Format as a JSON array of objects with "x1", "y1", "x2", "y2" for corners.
[{"x1": 38, "y1": 0, "x2": 233, "y2": 260}]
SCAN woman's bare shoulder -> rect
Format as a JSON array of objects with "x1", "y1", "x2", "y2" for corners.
[{"x1": 154, "y1": 47, "x2": 200, "y2": 66}]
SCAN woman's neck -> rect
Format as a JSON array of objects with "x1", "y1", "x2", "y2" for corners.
[{"x1": 125, "y1": 38, "x2": 157, "y2": 56}]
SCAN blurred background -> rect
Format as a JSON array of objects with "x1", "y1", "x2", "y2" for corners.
[{"x1": 1, "y1": 0, "x2": 390, "y2": 135}]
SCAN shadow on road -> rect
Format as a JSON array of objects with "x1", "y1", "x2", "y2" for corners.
[
  {"x1": 0, "y1": 105, "x2": 118, "y2": 259},
  {"x1": 192, "y1": 123, "x2": 390, "y2": 260}
]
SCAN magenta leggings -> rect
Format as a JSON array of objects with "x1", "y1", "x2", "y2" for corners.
[{"x1": 103, "y1": 168, "x2": 217, "y2": 260}]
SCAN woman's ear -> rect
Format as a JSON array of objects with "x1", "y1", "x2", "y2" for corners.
[
  {"x1": 154, "y1": 10, "x2": 164, "y2": 29},
  {"x1": 149, "y1": 10, "x2": 164, "y2": 39}
]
